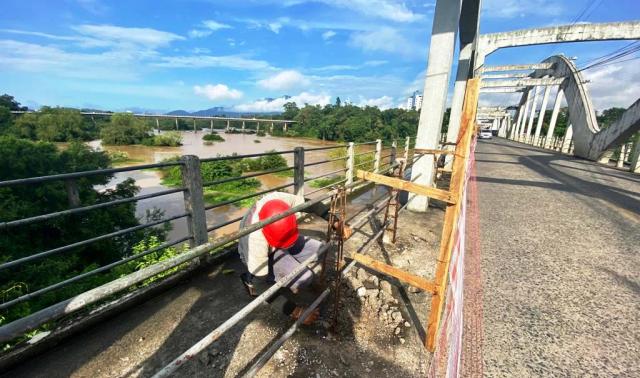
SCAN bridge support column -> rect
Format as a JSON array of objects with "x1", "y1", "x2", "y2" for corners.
[
  {"x1": 226, "y1": 120, "x2": 230, "y2": 131},
  {"x1": 210, "y1": 119, "x2": 213, "y2": 132},
  {"x1": 284, "y1": 123, "x2": 288, "y2": 132},
  {"x1": 175, "y1": 118, "x2": 178, "y2": 130},
  {"x1": 519, "y1": 89, "x2": 532, "y2": 141},
  {"x1": 257, "y1": 122, "x2": 260, "y2": 133},
  {"x1": 526, "y1": 87, "x2": 540, "y2": 142},
  {"x1": 534, "y1": 86, "x2": 551, "y2": 146},
  {"x1": 242, "y1": 121, "x2": 245, "y2": 132},
  {"x1": 630, "y1": 135, "x2": 640, "y2": 173},
  {"x1": 409, "y1": 0, "x2": 462, "y2": 212},
  {"x1": 545, "y1": 87, "x2": 564, "y2": 149},
  {"x1": 512, "y1": 105, "x2": 524, "y2": 139},
  {"x1": 561, "y1": 125, "x2": 573, "y2": 154},
  {"x1": 270, "y1": 122, "x2": 274, "y2": 134},
  {"x1": 617, "y1": 144, "x2": 627, "y2": 168},
  {"x1": 446, "y1": 0, "x2": 481, "y2": 147}
]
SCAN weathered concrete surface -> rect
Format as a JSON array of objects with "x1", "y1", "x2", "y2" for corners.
[
  {"x1": 475, "y1": 138, "x2": 640, "y2": 376},
  {"x1": 478, "y1": 21, "x2": 640, "y2": 58},
  {"x1": 480, "y1": 78, "x2": 564, "y2": 88},
  {"x1": 480, "y1": 63, "x2": 553, "y2": 73}
]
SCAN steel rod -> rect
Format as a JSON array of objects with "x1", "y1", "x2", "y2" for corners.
[
  {"x1": 0, "y1": 161, "x2": 183, "y2": 188},
  {"x1": 202, "y1": 167, "x2": 293, "y2": 187},
  {"x1": 152, "y1": 242, "x2": 332, "y2": 377},
  {"x1": 1, "y1": 187, "x2": 185, "y2": 230},
  {"x1": 206, "y1": 216, "x2": 243, "y2": 232},
  {"x1": 0, "y1": 235, "x2": 191, "y2": 310},
  {"x1": 200, "y1": 150, "x2": 294, "y2": 163},
  {"x1": 303, "y1": 168, "x2": 348, "y2": 183},
  {"x1": 303, "y1": 156, "x2": 347, "y2": 167},
  {"x1": 0, "y1": 212, "x2": 189, "y2": 271},
  {"x1": 204, "y1": 183, "x2": 294, "y2": 211},
  {"x1": 303, "y1": 144, "x2": 348, "y2": 152}
]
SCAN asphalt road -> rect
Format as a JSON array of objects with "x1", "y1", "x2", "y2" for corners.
[{"x1": 474, "y1": 138, "x2": 640, "y2": 376}]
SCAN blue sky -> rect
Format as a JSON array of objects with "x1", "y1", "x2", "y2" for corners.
[{"x1": 0, "y1": 0, "x2": 638, "y2": 113}]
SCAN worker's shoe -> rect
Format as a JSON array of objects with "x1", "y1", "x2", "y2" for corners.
[
  {"x1": 291, "y1": 306, "x2": 320, "y2": 325},
  {"x1": 241, "y1": 272, "x2": 257, "y2": 297}
]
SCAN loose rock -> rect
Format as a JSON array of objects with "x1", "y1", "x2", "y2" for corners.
[
  {"x1": 380, "y1": 280, "x2": 393, "y2": 295},
  {"x1": 356, "y1": 286, "x2": 367, "y2": 297}
]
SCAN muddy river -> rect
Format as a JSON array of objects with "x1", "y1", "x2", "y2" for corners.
[{"x1": 90, "y1": 131, "x2": 360, "y2": 243}]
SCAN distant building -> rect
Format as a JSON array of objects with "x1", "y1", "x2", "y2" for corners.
[{"x1": 406, "y1": 91, "x2": 423, "y2": 111}]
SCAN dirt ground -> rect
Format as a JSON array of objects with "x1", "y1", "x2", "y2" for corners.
[{"x1": 2, "y1": 189, "x2": 444, "y2": 377}]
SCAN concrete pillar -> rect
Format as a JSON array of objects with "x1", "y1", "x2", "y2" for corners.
[
  {"x1": 533, "y1": 86, "x2": 551, "y2": 146},
  {"x1": 270, "y1": 122, "x2": 274, "y2": 133},
  {"x1": 519, "y1": 89, "x2": 532, "y2": 141},
  {"x1": 156, "y1": 118, "x2": 160, "y2": 130},
  {"x1": 617, "y1": 144, "x2": 626, "y2": 168},
  {"x1": 598, "y1": 150, "x2": 614, "y2": 164},
  {"x1": 544, "y1": 87, "x2": 564, "y2": 149},
  {"x1": 630, "y1": 135, "x2": 640, "y2": 173},
  {"x1": 242, "y1": 121, "x2": 245, "y2": 131},
  {"x1": 226, "y1": 120, "x2": 230, "y2": 131},
  {"x1": 561, "y1": 125, "x2": 573, "y2": 154},
  {"x1": 175, "y1": 118, "x2": 178, "y2": 130},
  {"x1": 193, "y1": 119, "x2": 197, "y2": 132},
  {"x1": 284, "y1": 122, "x2": 288, "y2": 132},
  {"x1": 210, "y1": 119, "x2": 213, "y2": 132},
  {"x1": 446, "y1": 0, "x2": 481, "y2": 146},
  {"x1": 257, "y1": 122, "x2": 260, "y2": 133},
  {"x1": 409, "y1": 0, "x2": 462, "y2": 212},
  {"x1": 512, "y1": 105, "x2": 524, "y2": 139},
  {"x1": 525, "y1": 87, "x2": 540, "y2": 140}
]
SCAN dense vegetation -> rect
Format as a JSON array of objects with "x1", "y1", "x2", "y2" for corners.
[
  {"x1": 0, "y1": 136, "x2": 173, "y2": 329},
  {"x1": 159, "y1": 150, "x2": 290, "y2": 207},
  {"x1": 271, "y1": 100, "x2": 421, "y2": 143},
  {"x1": 202, "y1": 133, "x2": 225, "y2": 143}
]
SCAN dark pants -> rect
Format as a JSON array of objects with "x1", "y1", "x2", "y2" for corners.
[{"x1": 245, "y1": 236, "x2": 324, "y2": 316}]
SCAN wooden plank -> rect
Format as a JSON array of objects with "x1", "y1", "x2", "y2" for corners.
[
  {"x1": 355, "y1": 170, "x2": 455, "y2": 204},
  {"x1": 414, "y1": 148, "x2": 454, "y2": 155},
  {"x1": 352, "y1": 254, "x2": 437, "y2": 294},
  {"x1": 426, "y1": 78, "x2": 480, "y2": 351}
]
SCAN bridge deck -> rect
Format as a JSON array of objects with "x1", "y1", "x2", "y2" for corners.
[{"x1": 472, "y1": 138, "x2": 640, "y2": 376}]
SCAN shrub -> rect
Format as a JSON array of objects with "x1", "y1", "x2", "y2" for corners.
[
  {"x1": 151, "y1": 131, "x2": 182, "y2": 146},
  {"x1": 203, "y1": 133, "x2": 225, "y2": 142}
]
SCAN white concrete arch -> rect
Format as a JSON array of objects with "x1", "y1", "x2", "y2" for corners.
[{"x1": 532, "y1": 55, "x2": 640, "y2": 160}]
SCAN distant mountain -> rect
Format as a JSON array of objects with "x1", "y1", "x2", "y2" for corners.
[
  {"x1": 166, "y1": 110, "x2": 191, "y2": 116},
  {"x1": 166, "y1": 107, "x2": 238, "y2": 116}
]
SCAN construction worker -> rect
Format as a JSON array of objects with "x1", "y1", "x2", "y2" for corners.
[{"x1": 238, "y1": 192, "x2": 351, "y2": 324}]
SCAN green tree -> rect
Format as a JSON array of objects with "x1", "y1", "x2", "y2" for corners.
[
  {"x1": 100, "y1": 113, "x2": 151, "y2": 145},
  {"x1": 0, "y1": 106, "x2": 11, "y2": 134},
  {"x1": 597, "y1": 107, "x2": 626, "y2": 129},
  {"x1": 34, "y1": 107, "x2": 86, "y2": 141},
  {"x1": 282, "y1": 102, "x2": 299, "y2": 120},
  {"x1": 0, "y1": 94, "x2": 27, "y2": 111},
  {"x1": 0, "y1": 137, "x2": 164, "y2": 324}
]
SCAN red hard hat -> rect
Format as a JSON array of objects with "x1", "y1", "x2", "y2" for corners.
[{"x1": 258, "y1": 199, "x2": 299, "y2": 249}]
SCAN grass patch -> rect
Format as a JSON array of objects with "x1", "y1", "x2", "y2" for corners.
[{"x1": 203, "y1": 133, "x2": 225, "y2": 142}]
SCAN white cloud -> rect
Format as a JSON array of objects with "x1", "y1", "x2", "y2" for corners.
[
  {"x1": 322, "y1": 30, "x2": 336, "y2": 40},
  {"x1": 584, "y1": 60, "x2": 640, "y2": 111},
  {"x1": 194, "y1": 84, "x2": 243, "y2": 101},
  {"x1": 482, "y1": 0, "x2": 563, "y2": 18},
  {"x1": 258, "y1": 70, "x2": 310, "y2": 90},
  {"x1": 357, "y1": 95, "x2": 396, "y2": 109},
  {"x1": 233, "y1": 92, "x2": 331, "y2": 112},
  {"x1": 156, "y1": 54, "x2": 273, "y2": 70},
  {"x1": 268, "y1": 22, "x2": 283, "y2": 34},
  {"x1": 188, "y1": 29, "x2": 213, "y2": 38},
  {"x1": 202, "y1": 20, "x2": 232, "y2": 31},
  {"x1": 283, "y1": 0, "x2": 422, "y2": 22},
  {"x1": 72, "y1": 24, "x2": 184, "y2": 47},
  {"x1": 349, "y1": 27, "x2": 420, "y2": 57}
]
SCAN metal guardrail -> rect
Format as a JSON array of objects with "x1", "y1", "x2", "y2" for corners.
[{"x1": 0, "y1": 137, "x2": 414, "y2": 347}]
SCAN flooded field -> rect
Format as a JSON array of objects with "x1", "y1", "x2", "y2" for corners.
[{"x1": 92, "y1": 131, "x2": 353, "y2": 243}]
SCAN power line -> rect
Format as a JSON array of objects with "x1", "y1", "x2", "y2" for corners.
[{"x1": 579, "y1": 42, "x2": 640, "y2": 71}]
